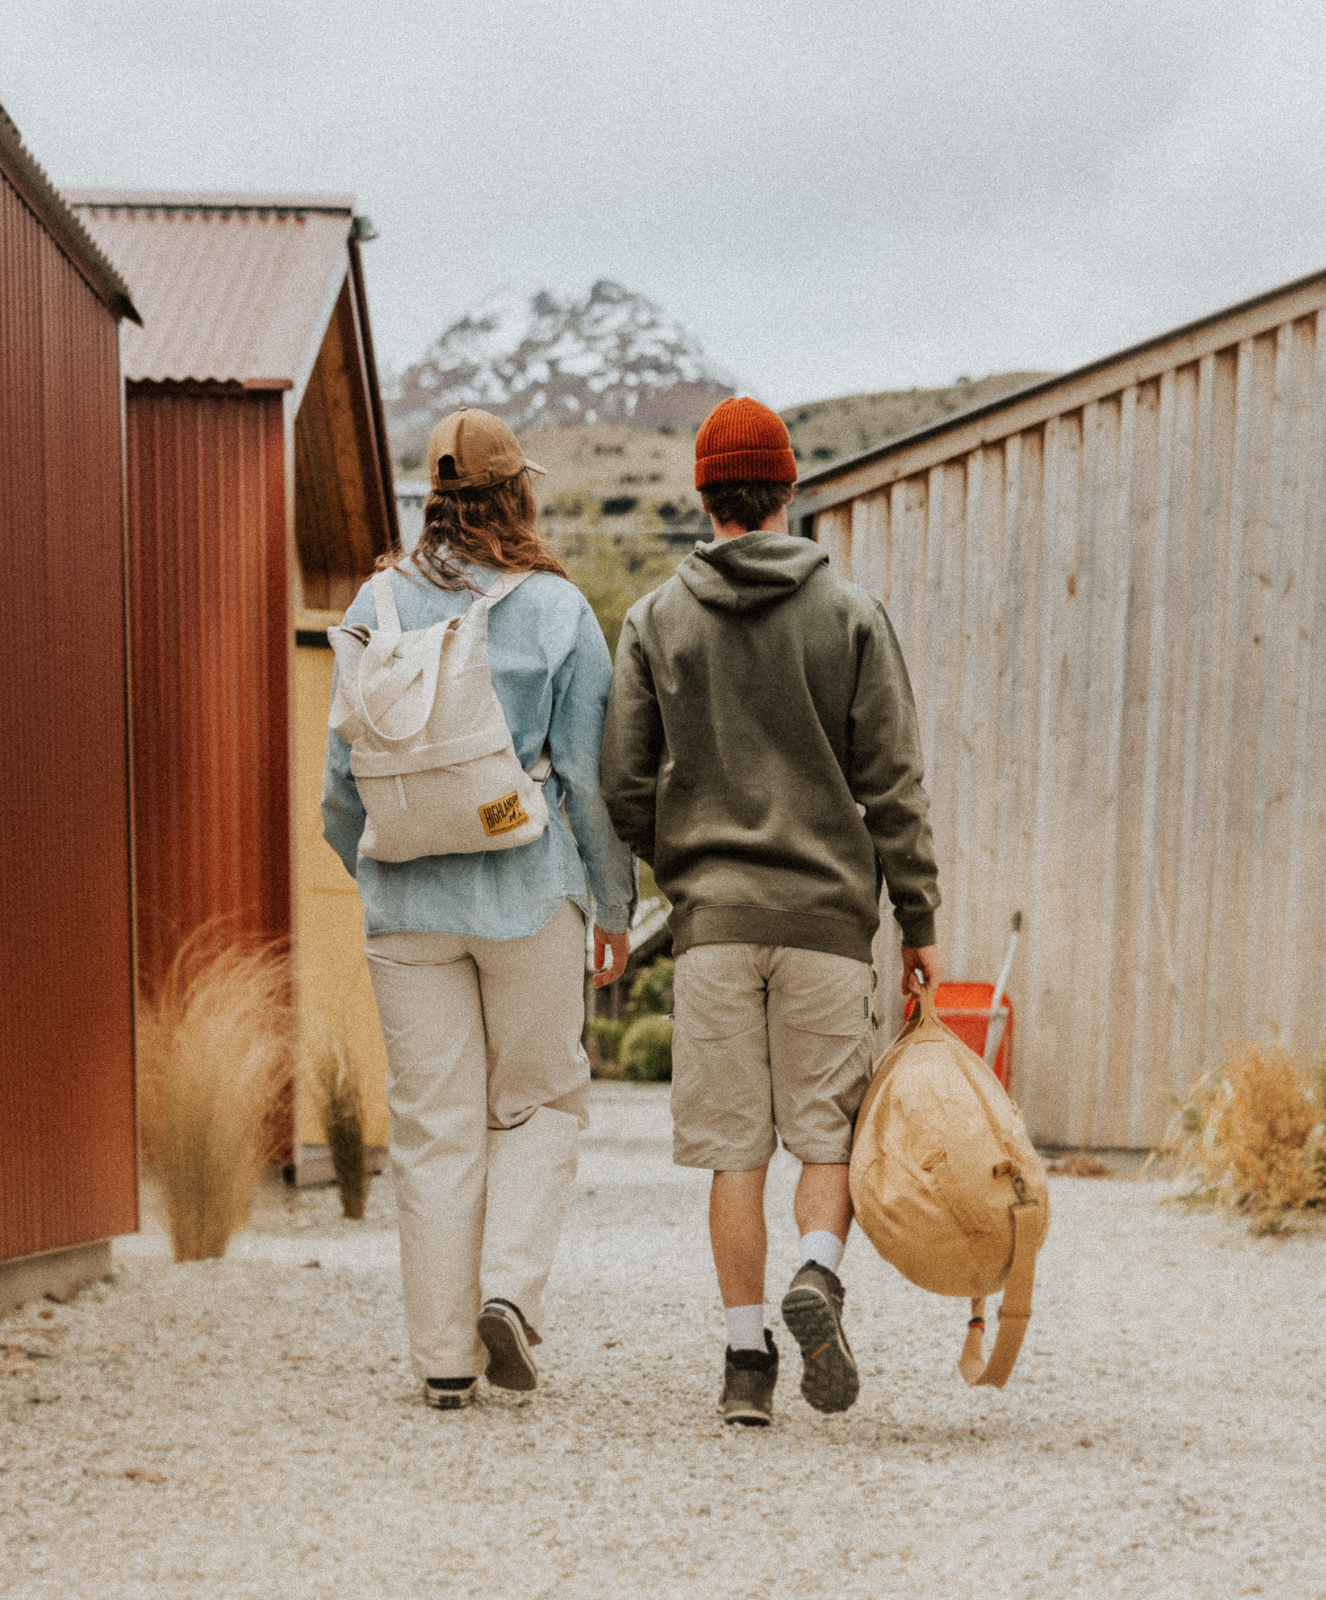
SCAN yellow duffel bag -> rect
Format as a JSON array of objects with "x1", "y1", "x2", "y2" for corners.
[{"x1": 849, "y1": 981, "x2": 1050, "y2": 1388}]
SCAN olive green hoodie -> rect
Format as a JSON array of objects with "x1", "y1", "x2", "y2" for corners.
[{"x1": 600, "y1": 531, "x2": 939, "y2": 963}]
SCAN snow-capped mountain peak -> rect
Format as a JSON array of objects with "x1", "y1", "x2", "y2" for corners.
[{"x1": 387, "y1": 281, "x2": 738, "y2": 452}]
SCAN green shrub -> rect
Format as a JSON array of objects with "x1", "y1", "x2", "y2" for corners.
[
  {"x1": 624, "y1": 957, "x2": 674, "y2": 1023},
  {"x1": 588, "y1": 1016, "x2": 628, "y2": 1064},
  {"x1": 561, "y1": 534, "x2": 671, "y2": 657},
  {"x1": 620, "y1": 1015, "x2": 674, "y2": 1083}
]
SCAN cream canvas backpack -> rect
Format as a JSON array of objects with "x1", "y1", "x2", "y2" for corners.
[
  {"x1": 849, "y1": 982, "x2": 1050, "y2": 1388},
  {"x1": 327, "y1": 568, "x2": 551, "y2": 863}
]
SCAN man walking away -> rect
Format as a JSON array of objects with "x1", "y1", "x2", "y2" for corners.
[{"x1": 600, "y1": 397, "x2": 942, "y2": 1427}]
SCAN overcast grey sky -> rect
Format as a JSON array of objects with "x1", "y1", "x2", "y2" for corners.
[{"x1": 6, "y1": 1, "x2": 1326, "y2": 407}]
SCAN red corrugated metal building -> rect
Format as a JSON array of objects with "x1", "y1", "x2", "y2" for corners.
[
  {"x1": 0, "y1": 108, "x2": 141, "y2": 1310},
  {"x1": 71, "y1": 192, "x2": 397, "y2": 1169}
]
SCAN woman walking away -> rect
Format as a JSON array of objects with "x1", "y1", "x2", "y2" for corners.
[{"x1": 321, "y1": 407, "x2": 634, "y2": 1411}]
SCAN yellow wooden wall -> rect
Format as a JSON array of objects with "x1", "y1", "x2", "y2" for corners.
[{"x1": 292, "y1": 639, "x2": 390, "y2": 1148}]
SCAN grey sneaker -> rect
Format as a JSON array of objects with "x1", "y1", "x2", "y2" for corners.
[
  {"x1": 478, "y1": 1299, "x2": 539, "y2": 1391},
  {"x1": 424, "y1": 1376, "x2": 478, "y2": 1410},
  {"x1": 718, "y1": 1332, "x2": 779, "y2": 1427},
  {"x1": 780, "y1": 1261, "x2": 859, "y2": 1414}
]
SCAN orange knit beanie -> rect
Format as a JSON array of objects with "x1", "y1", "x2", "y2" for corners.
[{"x1": 694, "y1": 397, "x2": 797, "y2": 488}]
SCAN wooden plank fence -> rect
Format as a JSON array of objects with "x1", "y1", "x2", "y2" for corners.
[{"x1": 794, "y1": 273, "x2": 1326, "y2": 1147}]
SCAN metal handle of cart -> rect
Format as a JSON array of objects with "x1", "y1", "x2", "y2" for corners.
[{"x1": 982, "y1": 911, "x2": 1022, "y2": 1068}]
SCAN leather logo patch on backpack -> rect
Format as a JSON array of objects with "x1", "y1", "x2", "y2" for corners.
[{"x1": 479, "y1": 792, "x2": 530, "y2": 837}]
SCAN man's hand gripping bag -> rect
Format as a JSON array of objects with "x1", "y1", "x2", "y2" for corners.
[{"x1": 849, "y1": 983, "x2": 1049, "y2": 1387}]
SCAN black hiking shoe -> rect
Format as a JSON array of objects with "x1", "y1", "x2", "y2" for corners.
[
  {"x1": 478, "y1": 1299, "x2": 539, "y2": 1391},
  {"x1": 424, "y1": 1376, "x2": 478, "y2": 1410},
  {"x1": 718, "y1": 1331, "x2": 778, "y2": 1426},
  {"x1": 780, "y1": 1261, "x2": 859, "y2": 1414}
]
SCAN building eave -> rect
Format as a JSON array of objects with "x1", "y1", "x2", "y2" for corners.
[
  {"x1": 0, "y1": 105, "x2": 141, "y2": 324},
  {"x1": 792, "y1": 262, "x2": 1326, "y2": 517}
]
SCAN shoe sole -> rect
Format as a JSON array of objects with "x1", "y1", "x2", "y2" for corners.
[
  {"x1": 720, "y1": 1406, "x2": 772, "y2": 1427},
  {"x1": 478, "y1": 1308, "x2": 538, "y2": 1392},
  {"x1": 780, "y1": 1285, "x2": 860, "y2": 1414},
  {"x1": 424, "y1": 1385, "x2": 476, "y2": 1411}
]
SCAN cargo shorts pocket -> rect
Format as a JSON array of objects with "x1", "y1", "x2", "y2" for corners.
[
  {"x1": 671, "y1": 947, "x2": 776, "y2": 1169},
  {"x1": 770, "y1": 951, "x2": 873, "y2": 1041},
  {"x1": 765, "y1": 951, "x2": 873, "y2": 1164},
  {"x1": 673, "y1": 946, "x2": 768, "y2": 1043}
]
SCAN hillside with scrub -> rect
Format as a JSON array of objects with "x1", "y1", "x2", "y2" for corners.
[
  {"x1": 781, "y1": 371, "x2": 1050, "y2": 469},
  {"x1": 387, "y1": 284, "x2": 1049, "y2": 649}
]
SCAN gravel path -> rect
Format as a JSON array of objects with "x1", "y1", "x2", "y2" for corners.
[{"x1": 2, "y1": 1082, "x2": 1324, "y2": 1599}]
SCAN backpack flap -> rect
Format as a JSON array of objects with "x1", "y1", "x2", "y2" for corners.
[{"x1": 329, "y1": 569, "x2": 552, "y2": 862}]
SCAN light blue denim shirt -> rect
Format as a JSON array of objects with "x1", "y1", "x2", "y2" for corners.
[{"x1": 321, "y1": 561, "x2": 636, "y2": 939}]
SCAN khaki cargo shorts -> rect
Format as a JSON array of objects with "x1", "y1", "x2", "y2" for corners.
[{"x1": 670, "y1": 942, "x2": 874, "y2": 1170}]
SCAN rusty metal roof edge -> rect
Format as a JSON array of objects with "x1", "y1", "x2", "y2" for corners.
[
  {"x1": 73, "y1": 192, "x2": 358, "y2": 387},
  {"x1": 0, "y1": 103, "x2": 142, "y2": 324},
  {"x1": 64, "y1": 188, "x2": 356, "y2": 214},
  {"x1": 793, "y1": 259, "x2": 1326, "y2": 494},
  {"x1": 124, "y1": 377, "x2": 295, "y2": 392}
]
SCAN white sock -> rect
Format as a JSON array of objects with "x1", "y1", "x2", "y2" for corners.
[
  {"x1": 724, "y1": 1304, "x2": 766, "y2": 1351},
  {"x1": 800, "y1": 1230, "x2": 845, "y2": 1275}
]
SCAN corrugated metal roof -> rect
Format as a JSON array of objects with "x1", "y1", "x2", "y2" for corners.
[
  {"x1": 71, "y1": 189, "x2": 356, "y2": 212},
  {"x1": 68, "y1": 190, "x2": 355, "y2": 387},
  {"x1": 0, "y1": 103, "x2": 140, "y2": 323}
]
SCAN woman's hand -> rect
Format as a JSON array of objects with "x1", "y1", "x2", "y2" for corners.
[{"x1": 592, "y1": 925, "x2": 631, "y2": 989}]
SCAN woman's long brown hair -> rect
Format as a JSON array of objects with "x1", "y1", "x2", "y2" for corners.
[{"x1": 381, "y1": 470, "x2": 567, "y2": 591}]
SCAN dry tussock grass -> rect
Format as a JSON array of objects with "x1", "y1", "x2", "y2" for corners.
[
  {"x1": 301, "y1": 1019, "x2": 368, "y2": 1220},
  {"x1": 136, "y1": 930, "x2": 292, "y2": 1261},
  {"x1": 1158, "y1": 1041, "x2": 1326, "y2": 1232}
]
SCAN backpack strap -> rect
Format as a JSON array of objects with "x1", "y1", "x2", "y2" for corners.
[
  {"x1": 374, "y1": 567, "x2": 531, "y2": 629},
  {"x1": 957, "y1": 1198, "x2": 1040, "y2": 1388},
  {"x1": 371, "y1": 570, "x2": 402, "y2": 633},
  {"x1": 465, "y1": 573, "x2": 548, "y2": 780}
]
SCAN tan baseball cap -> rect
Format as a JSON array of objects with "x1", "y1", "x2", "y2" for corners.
[{"x1": 426, "y1": 406, "x2": 547, "y2": 491}]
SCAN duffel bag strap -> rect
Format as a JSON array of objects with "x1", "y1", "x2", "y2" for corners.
[{"x1": 957, "y1": 1199, "x2": 1040, "y2": 1389}]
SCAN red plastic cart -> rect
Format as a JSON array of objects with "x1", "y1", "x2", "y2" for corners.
[{"x1": 906, "y1": 981, "x2": 1014, "y2": 1088}]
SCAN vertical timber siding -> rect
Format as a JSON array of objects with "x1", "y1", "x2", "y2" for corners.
[
  {"x1": 0, "y1": 170, "x2": 137, "y2": 1259},
  {"x1": 125, "y1": 388, "x2": 291, "y2": 991},
  {"x1": 294, "y1": 277, "x2": 394, "y2": 612},
  {"x1": 808, "y1": 309, "x2": 1326, "y2": 1148}
]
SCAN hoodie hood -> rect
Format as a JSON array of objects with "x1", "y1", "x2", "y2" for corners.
[{"x1": 678, "y1": 532, "x2": 829, "y2": 613}]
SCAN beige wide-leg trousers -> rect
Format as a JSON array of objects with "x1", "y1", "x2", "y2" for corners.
[{"x1": 365, "y1": 899, "x2": 590, "y2": 1380}]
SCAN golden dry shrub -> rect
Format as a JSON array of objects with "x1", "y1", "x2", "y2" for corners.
[
  {"x1": 136, "y1": 931, "x2": 293, "y2": 1261},
  {"x1": 1159, "y1": 1041, "x2": 1326, "y2": 1232},
  {"x1": 301, "y1": 1022, "x2": 368, "y2": 1220},
  {"x1": 1046, "y1": 1154, "x2": 1117, "y2": 1178}
]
